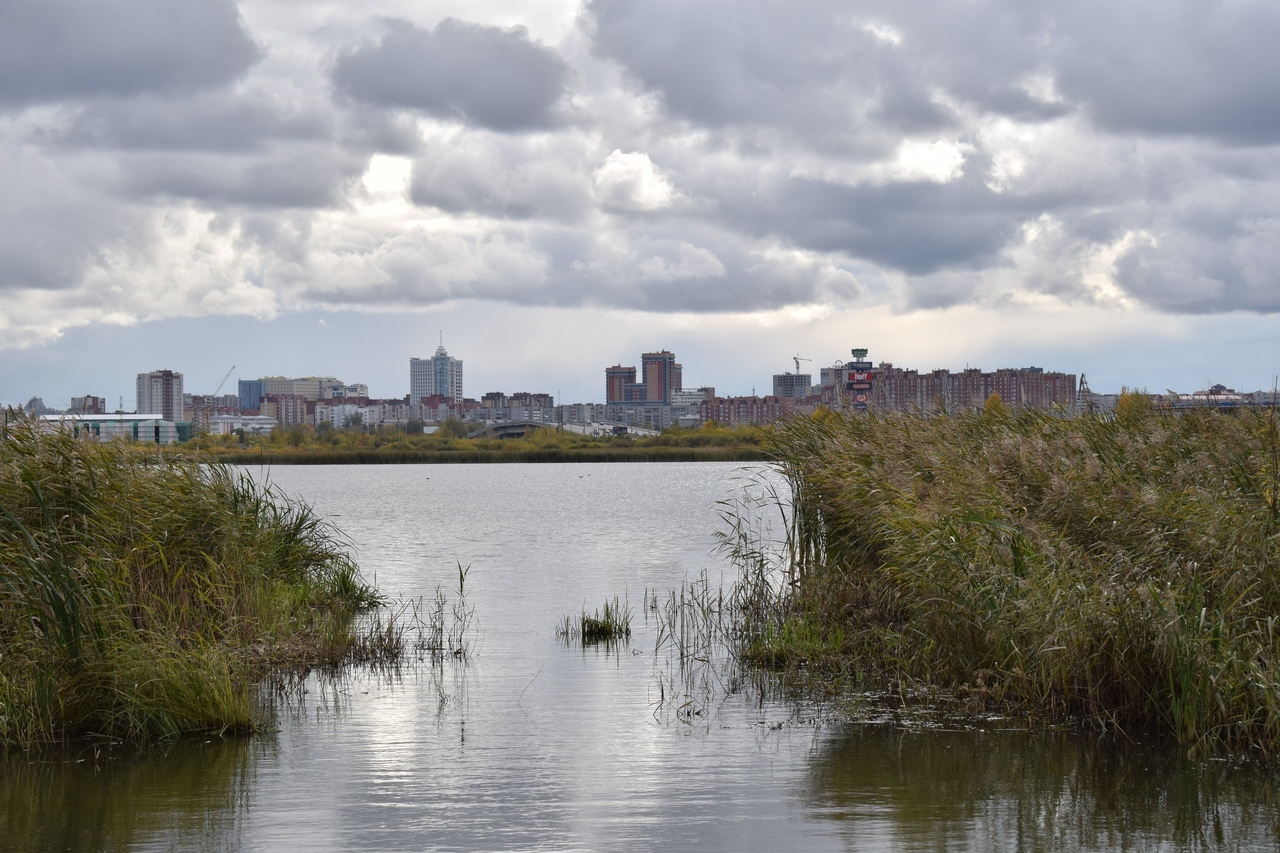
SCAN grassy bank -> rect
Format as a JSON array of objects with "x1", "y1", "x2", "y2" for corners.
[
  {"x1": 738, "y1": 399, "x2": 1280, "y2": 756},
  {"x1": 191, "y1": 421, "x2": 770, "y2": 464},
  {"x1": 0, "y1": 416, "x2": 386, "y2": 748},
  {"x1": 211, "y1": 445, "x2": 767, "y2": 465}
]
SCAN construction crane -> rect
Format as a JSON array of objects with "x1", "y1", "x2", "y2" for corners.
[
  {"x1": 211, "y1": 364, "x2": 235, "y2": 397},
  {"x1": 198, "y1": 365, "x2": 235, "y2": 435},
  {"x1": 792, "y1": 354, "x2": 811, "y2": 374}
]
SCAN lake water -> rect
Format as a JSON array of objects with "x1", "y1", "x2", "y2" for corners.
[{"x1": 4, "y1": 462, "x2": 1280, "y2": 851}]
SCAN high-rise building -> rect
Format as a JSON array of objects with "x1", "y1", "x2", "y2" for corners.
[
  {"x1": 238, "y1": 379, "x2": 266, "y2": 412},
  {"x1": 606, "y1": 351, "x2": 684, "y2": 403},
  {"x1": 136, "y1": 369, "x2": 183, "y2": 422},
  {"x1": 641, "y1": 351, "x2": 681, "y2": 404},
  {"x1": 772, "y1": 373, "x2": 813, "y2": 399},
  {"x1": 605, "y1": 365, "x2": 637, "y2": 403},
  {"x1": 410, "y1": 345, "x2": 464, "y2": 404}
]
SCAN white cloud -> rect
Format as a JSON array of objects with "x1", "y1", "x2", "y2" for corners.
[
  {"x1": 638, "y1": 242, "x2": 726, "y2": 281},
  {"x1": 593, "y1": 149, "x2": 676, "y2": 212},
  {"x1": 4, "y1": 0, "x2": 1280, "y2": 405}
]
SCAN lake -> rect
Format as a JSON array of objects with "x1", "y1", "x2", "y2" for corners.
[{"x1": 3, "y1": 462, "x2": 1279, "y2": 851}]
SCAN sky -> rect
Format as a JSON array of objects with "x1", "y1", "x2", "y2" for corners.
[{"x1": 1, "y1": 0, "x2": 1277, "y2": 409}]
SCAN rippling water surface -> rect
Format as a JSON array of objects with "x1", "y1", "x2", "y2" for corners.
[{"x1": 4, "y1": 462, "x2": 1279, "y2": 851}]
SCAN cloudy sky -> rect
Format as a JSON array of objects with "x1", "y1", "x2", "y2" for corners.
[{"x1": 1, "y1": 0, "x2": 1277, "y2": 408}]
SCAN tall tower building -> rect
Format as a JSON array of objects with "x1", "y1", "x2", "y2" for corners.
[
  {"x1": 605, "y1": 365, "x2": 637, "y2": 403},
  {"x1": 136, "y1": 369, "x2": 183, "y2": 422},
  {"x1": 641, "y1": 351, "x2": 681, "y2": 404},
  {"x1": 238, "y1": 379, "x2": 266, "y2": 412},
  {"x1": 410, "y1": 344, "x2": 464, "y2": 404}
]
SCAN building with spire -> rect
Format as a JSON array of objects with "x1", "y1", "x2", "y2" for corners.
[{"x1": 410, "y1": 342, "x2": 464, "y2": 404}]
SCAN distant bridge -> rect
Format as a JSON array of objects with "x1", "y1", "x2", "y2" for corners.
[{"x1": 466, "y1": 420, "x2": 660, "y2": 440}]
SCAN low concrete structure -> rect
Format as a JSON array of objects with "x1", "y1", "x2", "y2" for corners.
[{"x1": 39, "y1": 413, "x2": 179, "y2": 444}]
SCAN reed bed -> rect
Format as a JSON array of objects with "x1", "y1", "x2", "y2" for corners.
[
  {"x1": 0, "y1": 415, "x2": 387, "y2": 747},
  {"x1": 740, "y1": 398, "x2": 1280, "y2": 756},
  {"x1": 558, "y1": 596, "x2": 632, "y2": 645},
  {"x1": 214, "y1": 447, "x2": 766, "y2": 465}
]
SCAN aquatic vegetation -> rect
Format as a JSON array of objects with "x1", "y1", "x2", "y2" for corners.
[
  {"x1": 558, "y1": 596, "x2": 632, "y2": 645},
  {"x1": 0, "y1": 414, "x2": 387, "y2": 747},
  {"x1": 417, "y1": 562, "x2": 477, "y2": 660},
  {"x1": 731, "y1": 402, "x2": 1280, "y2": 756}
]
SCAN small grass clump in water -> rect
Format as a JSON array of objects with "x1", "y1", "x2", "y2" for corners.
[
  {"x1": 0, "y1": 413, "x2": 387, "y2": 748},
  {"x1": 558, "y1": 596, "x2": 632, "y2": 645},
  {"x1": 730, "y1": 398, "x2": 1280, "y2": 757}
]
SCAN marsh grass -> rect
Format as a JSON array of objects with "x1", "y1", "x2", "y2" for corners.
[
  {"x1": 0, "y1": 414, "x2": 388, "y2": 747},
  {"x1": 558, "y1": 596, "x2": 632, "y2": 646},
  {"x1": 415, "y1": 562, "x2": 477, "y2": 661},
  {"x1": 736, "y1": 400, "x2": 1280, "y2": 757}
]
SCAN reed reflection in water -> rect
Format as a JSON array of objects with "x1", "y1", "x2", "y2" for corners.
[
  {"x1": 3, "y1": 462, "x2": 1280, "y2": 851},
  {"x1": 804, "y1": 724, "x2": 1280, "y2": 850}
]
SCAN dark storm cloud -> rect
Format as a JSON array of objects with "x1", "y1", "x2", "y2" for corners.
[
  {"x1": 409, "y1": 134, "x2": 593, "y2": 221},
  {"x1": 0, "y1": 150, "x2": 131, "y2": 292},
  {"x1": 587, "y1": 0, "x2": 1280, "y2": 145},
  {"x1": 586, "y1": 0, "x2": 951, "y2": 143},
  {"x1": 581, "y1": 0, "x2": 1280, "y2": 315},
  {"x1": 1051, "y1": 1, "x2": 1280, "y2": 144},
  {"x1": 53, "y1": 92, "x2": 332, "y2": 153},
  {"x1": 107, "y1": 146, "x2": 368, "y2": 209},
  {"x1": 7, "y1": 0, "x2": 1280, "y2": 348},
  {"x1": 742, "y1": 175, "x2": 1027, "y2": 275},
  {"x1": 0, "y1": 0, "x2": 259, "y2": 107},
  {"x1": 331, "y1": 18, "x2": 573, "y2": 132}
]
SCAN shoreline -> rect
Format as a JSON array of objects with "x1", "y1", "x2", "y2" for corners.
[{"x1": 203, "y1": 447, "x2": 772, "y2": 465}]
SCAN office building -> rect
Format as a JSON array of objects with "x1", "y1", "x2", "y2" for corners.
[{"x1": 237, "y1": 379, "x2": 266, "y2": 412}]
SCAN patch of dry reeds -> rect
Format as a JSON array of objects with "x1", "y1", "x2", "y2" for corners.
[
  {"x1": 0, "y1": 413, "x2": 388, "y2": 747},
  {"x1": 739, "y1": 398, "x2": 1280, "y2": 756}
]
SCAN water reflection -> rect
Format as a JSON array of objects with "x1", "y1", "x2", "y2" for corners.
[
  {"x1": 0, "y1": 737, "x2": 251, "y2": 852},
  {"x1": 805, "y1": 725, "x2": 1280, "y2": 850},
  {"x1": 7, "y1": 463, "x2": 1280, "y2": 850}
]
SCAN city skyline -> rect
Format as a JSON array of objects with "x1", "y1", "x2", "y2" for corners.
[
  {"x1": 0, "y1": 1, "x2": 1277, "y2": 409},
  {"x1": 2, "y1": 318, "x2": 1274, "y2": 414}
]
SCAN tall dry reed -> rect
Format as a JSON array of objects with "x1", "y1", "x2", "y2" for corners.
[
  {"x1": 742, "y1": 399, "x2": 1280, "y2": 755},
  {"x1": 0, "y1": 414, "x2": 384, "y2": 747}
]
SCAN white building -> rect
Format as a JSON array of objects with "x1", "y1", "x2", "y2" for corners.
[
  {"x1": 207, "y1": 415, "x2": 278, "y2": 436},
  {"x1": 41, "y1": 414, "x2": 179, "y2": 444},
  {"x1": 409, "y1": 345, "x2": 464, "y2": 403}
]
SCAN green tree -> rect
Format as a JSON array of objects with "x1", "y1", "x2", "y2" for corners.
[{"x1": 439, "y1": 417, "x2": 469, "y2": 439}]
